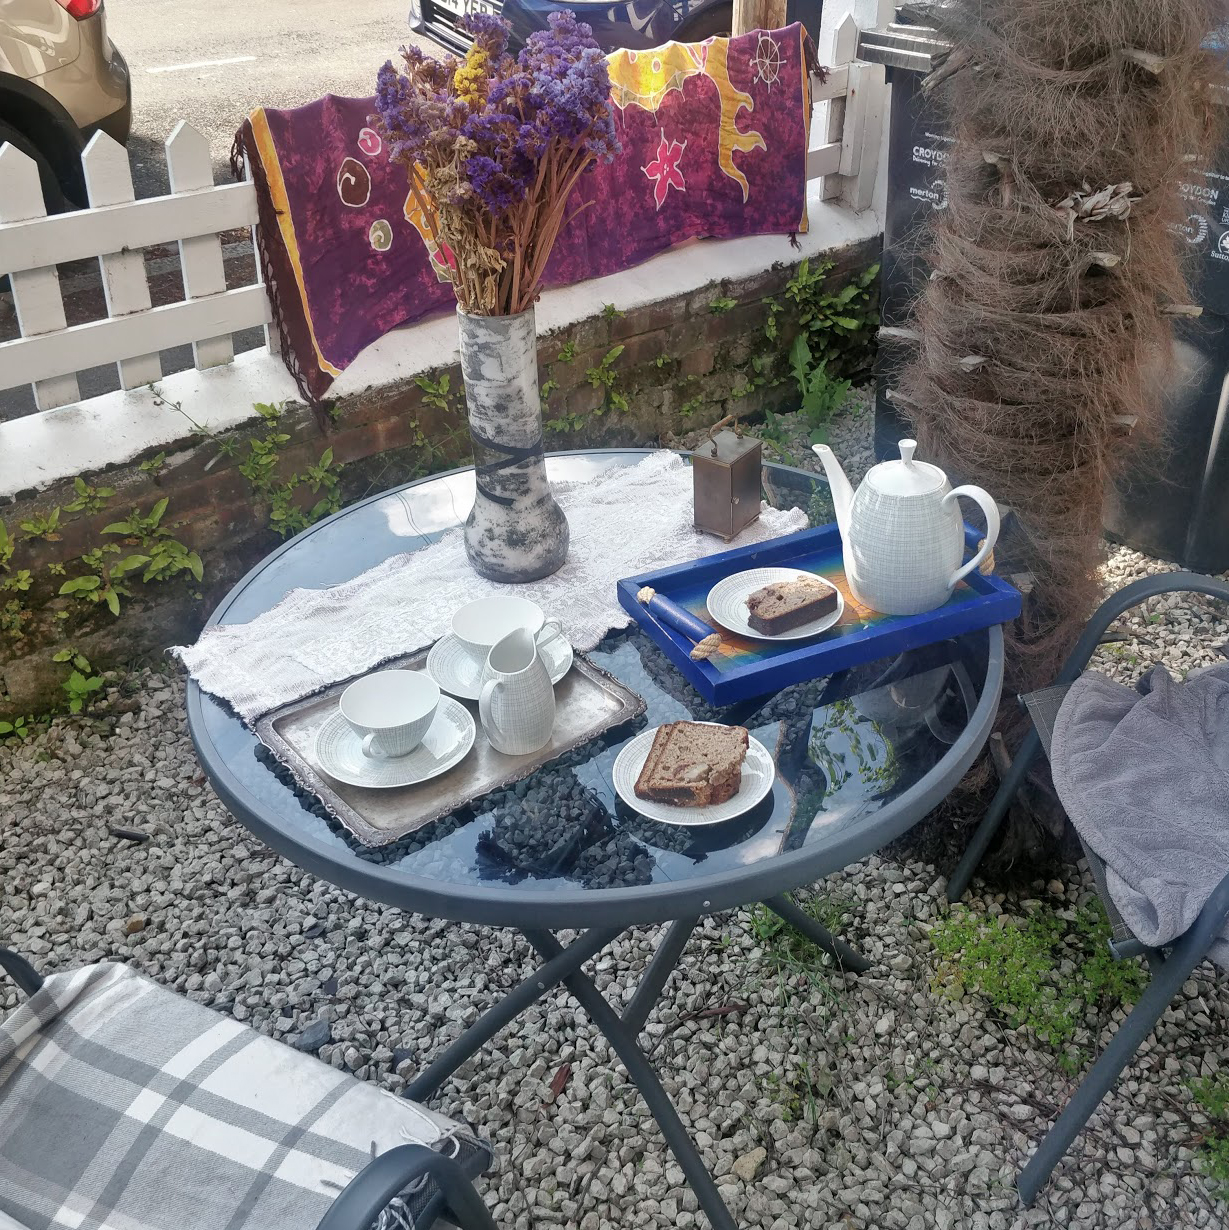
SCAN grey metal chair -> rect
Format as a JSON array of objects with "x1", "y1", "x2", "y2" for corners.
[
  {"x1": 944, "y1": 570, "x2": 1229, "y2": 1205},
  {"x1": 0, "y1": 948, "x2": 497, "y2": 1230}
]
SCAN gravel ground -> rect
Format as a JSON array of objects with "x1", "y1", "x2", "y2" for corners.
[{"x1": 4, "y1": 400, "x2": 1229, "y2": 1230}]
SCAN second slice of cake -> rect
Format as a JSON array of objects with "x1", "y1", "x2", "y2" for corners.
[{"x1": 745, "y1": 576, "x2": 838, "y2": 635}]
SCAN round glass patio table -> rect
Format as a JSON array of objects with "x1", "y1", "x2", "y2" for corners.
[{"x1": 187, "y1": 448, "x2": 1005, "y2": 931}]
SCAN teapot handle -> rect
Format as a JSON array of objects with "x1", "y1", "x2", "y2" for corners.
[{"x1": 942, "y1": 486, "x2": 1001, "y2": 589}]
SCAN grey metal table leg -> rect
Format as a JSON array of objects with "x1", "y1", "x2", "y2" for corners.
[
  {"x1": 622, "y1": 916, "x2": 699, "y2": 1036},
  {"x1": 763, "y1": 894, "x2": 872, "y2": 973},
  {"x1": 404, "y1": 926, "x2": 621, "y2": 1103},
  {"x1": 524, "y1": 928, "x2": 739, "y2": 1230}
]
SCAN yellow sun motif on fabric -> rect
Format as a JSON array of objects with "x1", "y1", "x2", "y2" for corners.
[{"x1": 605, "y1": 37, "x2": 767, "y2": 203}]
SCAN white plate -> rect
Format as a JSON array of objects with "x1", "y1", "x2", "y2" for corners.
[
  {"x1": 705, "y1": 567, "x2": 844, "y2": 642},
  {"x1": 426, "y1": 631, "x2": 573, "y2": 700},
  {"x1": 611, "y1": 723, "x2": 776, "y2": 826},
  {"x1": 314, "y1": 697, "x2": 475, "y2": 789}
]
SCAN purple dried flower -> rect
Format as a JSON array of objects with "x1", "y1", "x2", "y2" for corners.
[{"x1": 371, "y1": 10, "x2": 621, "y2": 311}]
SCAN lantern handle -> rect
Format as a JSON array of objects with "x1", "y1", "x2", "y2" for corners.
[{"x1": 706, "y1": 414, "x2": 740, "y2": 455}]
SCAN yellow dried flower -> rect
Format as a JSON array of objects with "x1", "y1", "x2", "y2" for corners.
[{"x1": 453, "y1": 46, "x2": 489, "y2": 107}]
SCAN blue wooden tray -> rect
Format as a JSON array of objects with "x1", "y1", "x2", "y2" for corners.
[{"x1": 617, "y1": 523, "x2": 1021, "y2": 705}]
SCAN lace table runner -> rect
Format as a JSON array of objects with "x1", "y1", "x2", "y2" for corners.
[{"x1": 175, "y1": 451, "x2": 809, "y2": 723}]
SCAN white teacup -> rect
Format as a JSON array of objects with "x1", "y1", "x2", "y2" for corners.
[
  {"x1": 451, "y1": 596, "x2": 564, "y2": 664},
  {"x1": 339, "y1": 670, "x2": 440, "y2": 760}
]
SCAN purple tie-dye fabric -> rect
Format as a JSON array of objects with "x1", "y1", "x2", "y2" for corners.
[{"x1": 237, "y1": 25, "x2": 812, "y2": 401}]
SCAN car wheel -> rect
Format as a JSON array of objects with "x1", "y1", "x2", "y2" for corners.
[
  {"x1": 677, "y1": 3, "x2": 733, "y2": 40},
  {"x1": 0, "y1": 120, "x2": 67, "y2": 213}
]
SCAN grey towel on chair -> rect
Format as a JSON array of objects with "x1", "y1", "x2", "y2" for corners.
[{"x1": 1051, "y1": 662, "x2": 1229, "y2": 965}]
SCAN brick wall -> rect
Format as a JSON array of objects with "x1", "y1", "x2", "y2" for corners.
[{"x1": 0, "y1": 235, "x2": 878, "y2": 717}]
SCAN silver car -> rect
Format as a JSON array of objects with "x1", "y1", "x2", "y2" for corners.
[{"x1": 0, "y1": 0, "x2": 131, "y2": 208}]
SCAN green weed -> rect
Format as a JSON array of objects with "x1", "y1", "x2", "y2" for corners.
[{"x1": 930, "y1": 902, "x2": 1145, "y2": 1064}]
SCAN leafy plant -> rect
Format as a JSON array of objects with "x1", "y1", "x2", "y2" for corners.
[
  {"x1": 930, "y1": 902, "x2": 1145, "y2": 1063},
  {"x1": 585, "y1": 346, "x2": 628, "y2": 413},
  {"x1": 415, "y1": 372, "x2": 463, "y2": 415},
  {"x1": 709, "y1": 296, "x2": 738, "y2": 314},
  {"x1": 765, "y1": 258, "x2": 880, "y2": 380},
  {"x1": 789, "y1": 335, "x2": 852, "y2": 446},
  {"x1": 53, "y1": 649, "x2": 104, "y2": 714},
  {"x1": 1190, "y1": 1077, "x2": 1229, "y2": 1196},
  {"x1": 103, "y1": 498, "x2": 204, "y2": 584},
  {"x1": 744, "y1": 895, "x2": 849, "y2": 1000},
  {"x1": 757, "y1": 409, "x2": 790, "y2": 453},
  {"x1": 63, "y1": 476, "x2": 115, "y2": 516},
  {"x1": 267, "y1": 448, "x2": 342, "y2": 538},
  {"x1": 138, "y1": 452, "x2": 167, "y2": 477},
  {"x1": 0, "y1": 714, "x2": 31, "y2": 740},
  {"x1": 556, "y1": 339, "x2": 577, "y2": 363},
  {"x1": 236, "y1": 404, "x2": 292, "y2": 490},
  {"x1": 1, "y1": 599, "x2": 31, "y2": 640},
  {"x1": 602, "y1": 303, "x2": 624, "y2": 320},
  {"x1": 20, "y1": 508, "x2": 61, "y2": 542},
  {"x1": 59, "y1": 544, "x2": 127, "y2": 617},
  {"x1": 1192, "y1": 1076, "x2": 1229, "y2": 1121}
]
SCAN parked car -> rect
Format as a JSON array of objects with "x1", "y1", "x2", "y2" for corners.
[
  {"x1": 0, "y1": 0, "x2": 131, "y2": 210},
  {"x1": 409, "y1": 0, "x2": 821, "y2": 55}
]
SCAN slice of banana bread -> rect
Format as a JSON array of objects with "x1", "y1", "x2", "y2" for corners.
[
  {"x1": 745, "y1": 576, "x2": 838, "y2": 635},
  {"x1": 633, "y1": 721, "x2": 749, "y2": 807}
]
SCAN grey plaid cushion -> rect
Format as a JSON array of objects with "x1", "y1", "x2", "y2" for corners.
[{"x1": 0, "y1": 963, "x2": 490, "y2": 1230}]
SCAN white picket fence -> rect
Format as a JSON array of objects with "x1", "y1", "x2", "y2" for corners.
[
  {"x1": 0, "y1": 14, "x2": 884, "y2": 421},
  {"x1": 0, "y1": 122, "x2": 270, "y2": 413}
]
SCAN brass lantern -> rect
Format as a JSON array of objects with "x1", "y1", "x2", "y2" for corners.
[{"x1": 692, "y1": 416, "x2": 763, "y2": 541}]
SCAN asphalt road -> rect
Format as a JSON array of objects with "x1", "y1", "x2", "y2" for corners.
[{"x1": 107, "y1": 0, "x2": 434, "y2": 197}]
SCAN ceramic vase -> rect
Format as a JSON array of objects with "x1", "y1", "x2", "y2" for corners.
[{"x1": 457, "y1": 307, "x2": 569, "y2": 583}]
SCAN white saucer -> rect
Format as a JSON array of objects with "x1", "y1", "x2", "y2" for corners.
[
  {"x1": 426, "y1": 632, "x2": 573, "y2": 700},
  {"x1": 611, "y1": 723, "x2": 776, "y2": 826},
  {"x1": 314, "y1": 697, "x2": 475, "y2": 789},
  {"x1": 706, "y1": 567, "x2": 844, "y2": 642}
]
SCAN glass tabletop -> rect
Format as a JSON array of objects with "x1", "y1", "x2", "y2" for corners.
[{"x1": 188, "y1": 449, "x2": 1003, "y2": 929}]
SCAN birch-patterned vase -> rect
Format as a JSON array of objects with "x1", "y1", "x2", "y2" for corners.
[{"x1": 457, "y1": 307, "x2": 569, "y2": 583}]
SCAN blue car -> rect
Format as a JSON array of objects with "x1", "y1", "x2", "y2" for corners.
[{"x1": 409, "y1": 0, "x2": 821, "y2": 55}]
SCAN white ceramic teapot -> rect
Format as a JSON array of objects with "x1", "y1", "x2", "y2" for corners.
[{"x1": 812, "y1": 439, "x2": 1000, "y2": 616}]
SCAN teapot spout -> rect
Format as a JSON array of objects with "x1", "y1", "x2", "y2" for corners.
[{"x1": 812, "y1": 443, "x2": 854, "y2": 543}]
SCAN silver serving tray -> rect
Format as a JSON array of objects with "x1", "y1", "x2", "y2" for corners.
[{"x1": 255, "y1": 647, "x2": 646, "y2": 848}]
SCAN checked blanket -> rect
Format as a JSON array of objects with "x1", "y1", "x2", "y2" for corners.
[
  {"x1": 0, "y1": 963, "x2": 490, "y2": 1230},
  {"x1": 233, "y1": 25, "x2": 814, "y2": 401}
]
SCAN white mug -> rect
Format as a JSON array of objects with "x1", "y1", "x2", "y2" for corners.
[
  {"x1": 339, "y1": 670, "x2": 440, "y2": 759},
  {"x1": 479, "y1": 628, "x2": 556, "y2": 756},
  {"x1": 452, "y1": 596, "x2": 564, "y2": 664}
]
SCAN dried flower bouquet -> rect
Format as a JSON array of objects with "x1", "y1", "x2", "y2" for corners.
[{"x1": 373, "y1": 12, "x2": 619, "y2": 316}]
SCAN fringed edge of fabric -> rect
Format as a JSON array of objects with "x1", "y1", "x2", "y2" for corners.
[{"x1": 230, "y1": 118, "x2": 335, "y2": 407}]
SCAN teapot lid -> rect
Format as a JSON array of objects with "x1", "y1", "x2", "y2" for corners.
[{"x1": 866, "y1": 439, "x2": 945, "y2": 496}]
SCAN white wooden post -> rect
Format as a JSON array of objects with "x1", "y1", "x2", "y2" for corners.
[
  {"x1": 0, "y1": 143, "x2": 81, "y2": 410},
  {"x1": 822, "y1": 14, "x2": 859, "y2": 202},
  {"x1": 240, "y1": 150, "x2": 279, "y2": 356},
  {"x1": 166, "y1": 122, "x2": 234, "y2": 370},
  {"x1": 82, "y1": 132, "x2": 162, "y2": 389},
  {"x1": 840, "y1": 59, "x2": 887, "y2": 212}
]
